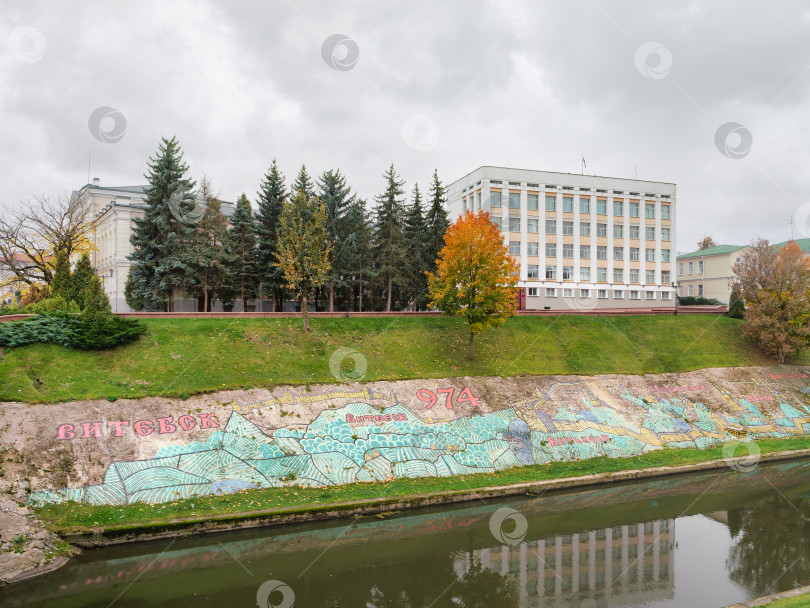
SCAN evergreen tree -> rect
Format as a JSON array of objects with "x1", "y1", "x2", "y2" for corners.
[
  {"x1": 728, "y1": 282, "x2": 745, "y2": 319},
  {"x1": 425, "y1": 169, "x2": 450, "y2": 273},
  {"x1": 292, "y1": 165, "x2": 316, "y2": 200},
  {"x1": 317, "y1": 169, "x2": 354, "y2": 311},
  {"x1": 275, "y1": 190, "x2": 331, "y2": 332},
  {"x1": 186, "y1": 176, "x2": 231, "y2": 312},
  {"x1": 255, "y1": 160, "x2": 286, "y2": 311},
  {"x1": 49, "y1": 249, "x2": 73, "y2": 302},
  {"x1": 70, "y1": 253, "x2": 94, "y2": 310},
  {"x1": 372, "y1": 164, "x2": 407, "y2": 312},
  {"x1": 82, "y1": 274, "x2": 112, "y2": 322},
  {"x1": 127, "y1": 136, "x2": 196, "y2": 311},
  {"x1": 403, "y1": 183, "x2": 430, "y2": 310},
  {"x1": 343, "y1": 198, "x2": 374, "y2": 312},
  {"x1": 227, "y1": 193, "x2": 260, "y2": 309}
]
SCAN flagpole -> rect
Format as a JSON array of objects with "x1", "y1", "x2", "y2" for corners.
[{"x1": 581, "y1": 153, "x2": 584, "y2": 175}]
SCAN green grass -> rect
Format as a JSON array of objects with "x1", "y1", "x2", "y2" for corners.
[
  {"x1": 761, "y1": 591, "x2": 810, "y2": 607},
  {"x1": 0, "y1": 315, "x2": 789, "y2": 404},
  {"x1": 33, "y1": 436, "x2": 810, "y2": 535}
]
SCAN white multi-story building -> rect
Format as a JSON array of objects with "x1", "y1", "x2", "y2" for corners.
[
  {"x1": 447, "y1": 167, "x2": 677, "y2": 311},
  {"x1": 72, "y1": 178, "x2": 234, "y2": 312}
]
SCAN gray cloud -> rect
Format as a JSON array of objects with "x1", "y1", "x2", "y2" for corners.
[{"x1": 2, "y1": 0, "x2": 810, "y2": 251}]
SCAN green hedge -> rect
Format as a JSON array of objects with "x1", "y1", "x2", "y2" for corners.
[
  {"x1": 676, "y1": 296, "x2": 724, "y2": 306},
  {"x1": 0, "y1": 315, "x2": 146, "y2": 350}
]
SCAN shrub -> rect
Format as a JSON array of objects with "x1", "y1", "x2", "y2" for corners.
[
  {"x1": 728, "y1": 283, "x2": 745, "y2": 319},
  {"x1": 0, "y1": 316, "x2": 75, "y2": 348},
  {"x1": 82, "y1": 275, "x2": 112, "y2": 322},
  {"x1": 26, "y1": 296, "x2": 80, "y2": 317},
  {"x1": 20, "y1": 283, "x2": 49, "y2": 307},
  {"x1": 0, "y1": 315, "x2": 146, "y2": 350},
  {"x1": 69, "y1": 316, "x2": 147, "y2": 350},
  {"x1": 677, "y1": 296, "x2": 723, "y2": 306}
]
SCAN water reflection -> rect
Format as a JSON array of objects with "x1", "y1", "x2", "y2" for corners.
[{"x1": 3, "y1": 459, "x2": 810, "y2": 607}]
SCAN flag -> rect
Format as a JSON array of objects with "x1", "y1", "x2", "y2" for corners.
[{"x1": 582, "y1": 155, "x2": 587, "y2": 169}]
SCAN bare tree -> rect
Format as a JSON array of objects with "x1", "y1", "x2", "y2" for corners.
[{"x1": 0, "y1": 194, "x2": 93, "y2": 288}]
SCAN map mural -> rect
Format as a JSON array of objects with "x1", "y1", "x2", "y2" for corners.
[{"x1": 27, "y1": 371, "x2": 810, "y2": 507}]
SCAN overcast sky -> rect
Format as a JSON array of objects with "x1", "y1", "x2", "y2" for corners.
[{"x1": 2, "y1": 0, "x2": 810, "y2": 253}]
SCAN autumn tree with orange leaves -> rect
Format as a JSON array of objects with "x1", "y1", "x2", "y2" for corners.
[
  {"x1": 427, "y1": 211, "x2": 519, "y2": 360},
  {"x1": 732, "y1": 239, "x2": 810, "y2": 363}
]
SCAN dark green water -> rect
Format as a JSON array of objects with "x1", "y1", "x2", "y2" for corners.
[{"x1": 3, "y1": 459, "x2": 810, "y2": 607}]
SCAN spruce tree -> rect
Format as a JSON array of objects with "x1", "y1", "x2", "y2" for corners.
[
  {"x1": 255, "y1": 160, "x2": 286, "y2": 311},
  {"x1": 343, "y1": 198, "x2": 373, "y2": 312},
  {"x1": 70, "y1": 253, "x2": 94, "y2": 309},
  {"x1": 317, "y1": 169, "x2": 353, "y2": 311},
  {"x1": 372, "y1": 164, "x2": 407, "y2": 312},
  {"x1": 83, "y1": 274, "x2": 112, "y2": 322},
  {"x1": 127, "y1": 136, "x2": 196, "y2": 311},
  {"x1": 49, "y1": 249, "x2": 73, "y2": 301},
  {"x1": 227, "y1": 193, "x2": 260, "y2": 309},
  {"x1": 292, "y1": 165, "x2": 316, "y2": 200},
  {"x1": 186, "y1": 176, "x2": 230, "y2": 312},
  {"x1": 403, "y1": 183, "x2": 430, "y2": 310},
  {"x1": 728, "y1": 282, "x2": 745, "y2": 319},
  {"x1": 425, "y1": 169, "x2": 450, "y2": 273}
]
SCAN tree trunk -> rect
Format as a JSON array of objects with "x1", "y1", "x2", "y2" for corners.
[
  {"x1": 329, "y1": 282, "x2": 334, "y2": 313},
  {"x1": 203, "y1": 287, "x2": 209, "y2": 312},
  {"x1": 167, "y1": 288, "x2": 174, "y2": 312},
  {"x1": 301, "y1": 293, "x2": 309, "y2": 333},
  {"x1": 271, "y1": 289, "x2": 276, "y2": 313},
  {"x1": 468, "y1": 331, "x2": 475, "y2": 360},
  {"x1": 358, "y1": 282, "x2": 363, "y2": 313},
  {"x1": 386, "y1": 275, "x2": 392, "y2": 312}
]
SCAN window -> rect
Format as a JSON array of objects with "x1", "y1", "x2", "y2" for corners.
[
  {"x1": 645, "y1": 203, "x2": 655, "y2": 218},
  {"x1": 597, "y1": 223, "x2": 607, "y2": 237},
  {"x1": 630, "y1": 290, "x2": 640, "y2": 300},
  {"x1": 545, "y1": 243, "x2": 557, "y2": 257},
  {"x1": 527, "y1": 264, "x2": 539, "y2": 279},
  {"x1": 646, "y1": 248, "x2": 655, "y2": 262},
  {"x1": 580, "y1": 245, "x2": 590, "y2": 259},
  {"x1": 598, "y1": 289, "x2": 607, "y2": 298},
  {"x1": 490, "y1": 191, "x2": 501, "y2": 207},
  {"x1": 562, "y1": 266, "x2": 573, "y2": 280},
  {"x1": 698, "y1": 260, "x2": 704, "y2": 273},
  {"x1": 545, "y1": 195, "x2": 556, "y2": 211},
  {"x1": 646, "y1": 226, "x2": 655, "y2": 240},
  {"x1": 509, "y1": 192, "x2": 520, "y2": 209},
  {"x1": 613, "y1": 200, "x2": 623, "y2": 216},
  {"x1": 661, "y1": 249, "x2": 670, "y2": 262},
  {"x1": 527, "y1": 194, "x2": 539, "y2": 210},
  {"x1": 614, "y1": 269, "x2": 624, "y2": 282},
  {"x1": 630, "y1": 202, "x2": 640, "y2": 217},
  {"x1": 629, "y1": 247, "x2": 639, "y2": 261},
  {"x1": 688, "y1": 261, "x2": 693, "y2": 274},
  {"x1": 527, "y1": 242, "x2": 539, "y2": 256},
  {"x1": 509, "y1": 217, "x2": 520, "y2": 232},
  {"x1": 613, "y1": 247, "x2": 624, "y2": 260},
  {"x1": 563, "y1": 196, "x2": 574, "y2": 213},
  {"x1": 678, "y1": 284, "x2": 684, "y2": 296},
  {"x1": 476, "y1": 192, "x2": 481, "y2": 210},
  {"x1": 629, "y1": 225, "x2": 640, "y2": 239},
  {"x1": 545, "y1": 219, "x2": 556, "y2": 234},
  {"x1": 580, "y1": 267, "x2": 591, "y2": 281},
  {"x1": 563, "y1": 288, "x2": 574, "y2": 297},
  {"x1": 580, "y1": 198, "x2": 590, "y2": 213},
  {"x1": 527, "y1": 218, "x2": 538, "y2": 233},
  {"x1": 545, "y1": 266, "x2": 556, "y2": 279},
  {"x1": 509, "y1": 241, "x2": 520, "y2": 255},
  {"x1": 527, "y1": 287, "x2": 538, "y2": 296},
  {"x1": 698, "y1": 284, "x2": 704, "y2": 296},
  {"x1": 646, "y1": 270, "x2": 656, "y2": 283},
  {"x1": 581, "y1": 222, "x2": 591, "y2": 236},
  {"x1": 661, "y1": 227, "x2": 670, "y2": 241},
  {"x1": 563, "y1": 221, "x2": 574, "y2": 235},
  {"x1": 562, "y1": 244, "x2": 574, "y2": 258},
  {"x1": 613, "y1": 290, "x2": 624, "y2": 299},
  {"x1": 661, "y1": 291, "x2": 672, "y2": 300},
  {"x1": 613, "y1": 224, "x2": 624, "y2": 238},
  {"x1": 597, "y1": 267, "x2": 607, "y2": 282},
  {"x1": 646, "y1": 290, "x2": 656, "y2": 300},
  {"x1": 580, "y1": 289, "x2": 590, "y2": 298},
  {"x1": 545, "y1": 288, "x2": 556, "y2": 297},
  {"x1": 662, "y1": 270, "x2": 670, "y2": 283},
  {"x1": 678, "y1": 262, "x2": 684, "y2": 275},
  {"x1": 597, "y1": 246, "x2": 607, "y2": 260},
  {"x1": 688, "y1": 284, "x2": 694, "y2": 296},
  {"x1": 630, "y1": 269, "x2": 639, "y2": 283},
  {"x1": 597, "y1": 199, "x2": 607, "y2": 215},
  {"x1": 661, "y1": 205, "x2": 670, "y2": 220}
]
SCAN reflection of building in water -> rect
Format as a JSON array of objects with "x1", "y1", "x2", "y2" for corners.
[{"x1": 455, "y1": 519, "x2": 675, "y2": 606}]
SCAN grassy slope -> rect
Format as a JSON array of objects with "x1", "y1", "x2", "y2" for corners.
[
  {"x1": 0, "y1": 315, "x2": 791, "y2": 403},
  {"x1": 34, "y1": 437, "x2": 810, "y2": 534}
]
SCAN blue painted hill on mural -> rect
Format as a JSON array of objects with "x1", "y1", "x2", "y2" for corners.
[{"x1": 28, "y1": 372, "x2": 810, "y2": 507}]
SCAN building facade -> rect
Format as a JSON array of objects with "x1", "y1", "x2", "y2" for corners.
[
  {"x1": 447, "y1": 167, "x2": 677, "y2": 310},
  {"x1": 676, "y1": 245, "x2": 748, "y2": 303}
]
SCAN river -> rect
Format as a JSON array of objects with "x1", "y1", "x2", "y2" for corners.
[{"x1": 3, "y1": 459, "x2": 810, "y2": 607}]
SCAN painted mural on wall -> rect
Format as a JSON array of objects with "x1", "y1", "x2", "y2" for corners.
[{"x1": 27, "y1": 370, "x2": 810, "y2": 507}]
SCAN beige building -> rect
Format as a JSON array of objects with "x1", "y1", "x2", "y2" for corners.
[
  {"x1": 676, "y1": 245, "x2": 748, "y2": 303},
  {"x1": 447, "y1": 167, "x2": 677, "y2": 311}
]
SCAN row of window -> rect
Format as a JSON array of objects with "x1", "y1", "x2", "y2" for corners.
[
  {"x1": 510, "y1": 241, "x2": 671, "y2": 262},
  {"x1": 493, "y1": 217, "x2": 671, "y2": 240},
  {"x1": 678, "y1": 284, "x2": 704, "y2": 297},
  {"x1": 482, "y1": 191, "x2": 671, "y2": 219},
  {"x1": 530, "y1": 265, "x2": 671, "y2": 283},
  {"x1": 677, "y1": 260, "x2": 704, "y2": 275},
  {"x1": 526, "y1": 287, "x2": 672, "y2": 300}
]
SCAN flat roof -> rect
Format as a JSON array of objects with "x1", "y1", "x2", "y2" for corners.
[{"x1": 448, "y1": 165, "x2": 677, "y2": 188}]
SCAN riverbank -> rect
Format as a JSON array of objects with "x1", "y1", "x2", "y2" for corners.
[{"x1": 726, "y1": 585, "x2": 810, "y2": 607}]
